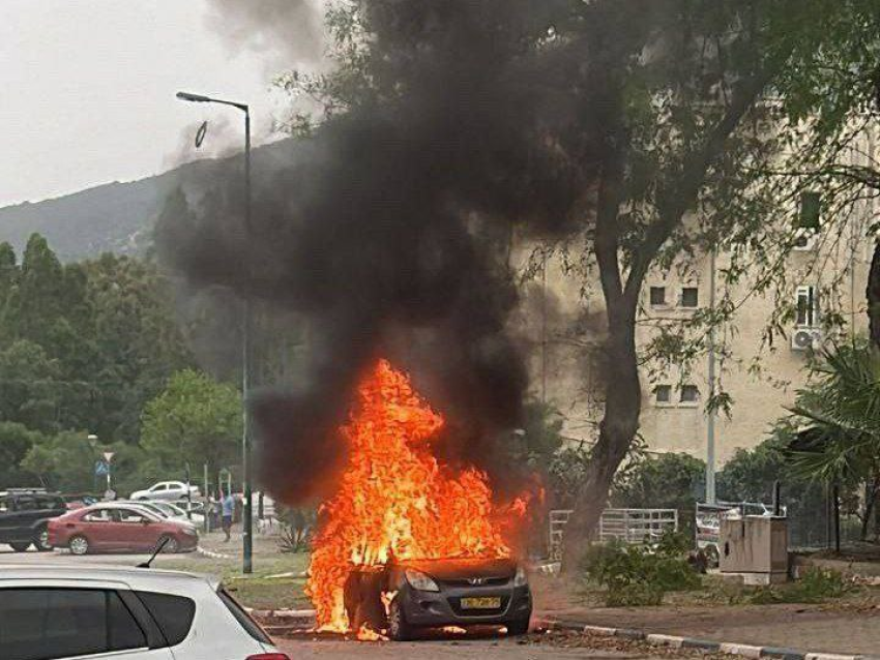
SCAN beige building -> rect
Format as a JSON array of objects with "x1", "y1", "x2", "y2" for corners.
[{"x1": 520, "y1": 149, "x2": 877, "y2": 469}]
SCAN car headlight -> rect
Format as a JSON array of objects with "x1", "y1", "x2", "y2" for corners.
[
  {"x1": 182, "y1": 526, "x2": 198, "y2": 536},
  {"x1": 514, "y1": 565, "x2": 529, "y2": 587},
  {"x1": 405, "y1": 569, "x2": 440, "y2": 592}
]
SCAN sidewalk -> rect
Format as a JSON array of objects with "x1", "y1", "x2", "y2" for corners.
[{"x1": 534, "y1": 576, "x2": 880, "y2": 657}]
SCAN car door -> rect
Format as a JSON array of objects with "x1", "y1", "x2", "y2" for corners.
[
  {"x1": 150, "y1": 483, "x2": 170, "y2": 500},
  {"x1": 116, "y1": 508, "x2": 161, "y2": 552},
  {"x1": 76, "y1": 508, "x2": 119, "y2": 552},
  {"x1": 9, "y1": 496, "x2": 38, "y2": 542},
  {"x1": 0, "y1": 495, "x2": 13, "y2": 542},
  {"x1": 0, "y1": 583, "x2": 175, "y2": 659}
]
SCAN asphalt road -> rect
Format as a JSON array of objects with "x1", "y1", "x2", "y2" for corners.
[
  {"x1": 0, "y1": 545, "x2": 173, "y2": 566},
  {"x1": 274, "y1": 636, "x2": 651, "y2": 659}
]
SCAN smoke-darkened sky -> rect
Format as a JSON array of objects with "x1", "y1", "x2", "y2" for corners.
[{"x1": 0, "y1": 0, "x2": 323, "y2": 207}]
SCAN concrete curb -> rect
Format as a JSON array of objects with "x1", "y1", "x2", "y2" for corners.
[
  {"x1": 196, "y1": 545, "x2": 231, "y2": 559},
  {"x1": 545, "y1": 620, "x2": 880, "y2": 660}
]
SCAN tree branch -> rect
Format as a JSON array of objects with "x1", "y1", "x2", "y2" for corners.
[{"x1": 624, "y1": 68, "x2": 777, "y2": 300}]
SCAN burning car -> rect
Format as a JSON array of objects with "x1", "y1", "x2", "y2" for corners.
[
  {"x1": 344, "y1": 557, "x2": 531, "y2": 641},
  {"x1": 299, "y1": 361, "x2": 538, "y2": 641}
]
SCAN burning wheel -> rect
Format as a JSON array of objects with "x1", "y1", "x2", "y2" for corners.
[{"x1": 387, "y1": 598, "x2": 413, "y2": 642}]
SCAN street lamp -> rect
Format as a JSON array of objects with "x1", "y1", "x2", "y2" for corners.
[{"x1": 176, "y1": 90, "x2": 254, "y2": 574}]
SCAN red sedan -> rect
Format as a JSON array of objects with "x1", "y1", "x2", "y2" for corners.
[{"x1": 48, "y1": 502, "x2": 199, "y2": 555}]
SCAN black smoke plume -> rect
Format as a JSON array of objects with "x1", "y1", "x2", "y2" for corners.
[{"x1": 157, "y1": 0, "x2": 595, "y2": 504}]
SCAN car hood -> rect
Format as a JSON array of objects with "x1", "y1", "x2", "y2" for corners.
[{"x1": 396, "y1": 557, "x2": 517, "y2": 581}]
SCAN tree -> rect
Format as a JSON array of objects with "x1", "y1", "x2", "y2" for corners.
[
  {"x1": 0, "y1": 422, "x2": 42, "y2": 487},
  {"x1": 140, "y1": 369, "x2": 242, "y2": 480},
  {"x1": 611, "y1": 452, "x2": 705, "y2": 517},
  {"x1": 786, "y1": 339, "x2": 880, "y2": 540},
  {"x1": 22, "y1": 431, "x2": 143, "y2": 495},
  {"x1": 0, "y1": 340, "x2": 63, "y2": 433}
]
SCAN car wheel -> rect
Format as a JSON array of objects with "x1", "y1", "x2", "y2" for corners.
[
  {"x1": 506, "y1": 618, "x2": 530, "y2": 636},
  {"x1": 34, "y1": 526, "x2": 52, "y2": 552},
  {"x1": 69, "y1": 535, "x2": 90, "y2": 556},
  {"x1": 158, "y1": 535, "x2": 180, "y2": 554},
  {"x1": 387, "y1": 597, "x2": 413, "y2": 642},
  {"x1": 10, "y1": 542, "x2": 31, "y2": 553}
]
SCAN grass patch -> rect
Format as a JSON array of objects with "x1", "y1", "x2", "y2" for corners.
[{"x1": 156, "y1": 543, "x2": 312, "y2": 610}]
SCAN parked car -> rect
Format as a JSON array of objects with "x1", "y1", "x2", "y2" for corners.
[
  {"x1": 127, "y1": 500, "x2": 206, "y2": 527},
  {"x1": 48, "y1": 503, "x2": 199, "y2": 555},
  {"x1": 0, "y1": 564, "x2": 290, "y2": 660},
  {"x1": 345, "y1": 557, "x2": 532, "y2": 641},
  {"x1": 130, "y1": 481, "x2": 200, "y2": 502},
  {"x1": 173, "y1": 499, "x2": 207, "y2": 516},
  {"x1": 0, "y1": 488, "x2": 66, "y2": 552}
]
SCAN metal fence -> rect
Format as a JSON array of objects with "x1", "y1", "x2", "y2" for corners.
[{"x1": 549, "y1": 507, "x2": 679, "y2": 559}]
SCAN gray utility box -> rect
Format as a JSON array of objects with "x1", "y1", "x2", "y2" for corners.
[{"x1": 719, "y1": 515, "x2": 788, "y2": 578}]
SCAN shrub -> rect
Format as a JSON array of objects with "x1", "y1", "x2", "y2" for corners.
[
  {"x1": 581, "y1": 532, "x2": 701, "y2": 606},
  {"x1": 749, "y1": 567, "x2": 851, "y2": 604},
  {"x1": 277, "y1": 506, "x2": 315, "y2": 554}
]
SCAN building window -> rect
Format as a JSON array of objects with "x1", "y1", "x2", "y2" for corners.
[
  {"x1": 796, "y1": 285, "x2": 819, "y2": 327},
  {"x1": 654, "y1": 385, "x2": 672, "y2": 405},
  {"x1": 798, "y1": 192, "x2": 822, "y2": 231},
  {"x1": 680, "y1": 385, "x2": 700, "y2": 404},
  {"x1": 681, "y1": 287, "x2": 699, "y2": 308},
  {"x1": 649, "y1": 286, "x2": 667, "y2": 306}
]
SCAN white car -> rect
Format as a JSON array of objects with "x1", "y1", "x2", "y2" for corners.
[
  {"x1": 131, "y1": 481, "x2": 201, "y2": 502},
  {"x1": 0, "y1": 564, "x2": 289, "y2": 659},
  {"x1": 134, "y1": 500, "x2": 206, "y2": 528}
]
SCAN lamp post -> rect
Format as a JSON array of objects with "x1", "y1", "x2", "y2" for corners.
[{"x1": 176, "y1": 90, "x2": 254, "y2": 574}]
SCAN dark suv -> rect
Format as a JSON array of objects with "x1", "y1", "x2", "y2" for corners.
[{"x1": 0, "y1": 489, "x2": 67, "y2": 552}]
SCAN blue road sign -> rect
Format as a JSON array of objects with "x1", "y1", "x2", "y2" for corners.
[{"x1": 95, "y1": 460, "x2": 109, "y2": 477}]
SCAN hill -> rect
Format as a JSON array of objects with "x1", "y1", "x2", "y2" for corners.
[{"x1": 0, "y1": 139, "x2": 293, "y2": 262}]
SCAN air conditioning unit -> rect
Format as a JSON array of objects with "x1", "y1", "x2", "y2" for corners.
[{"x1": 791, "y1": 328, "x2": 822, "y2": 351}]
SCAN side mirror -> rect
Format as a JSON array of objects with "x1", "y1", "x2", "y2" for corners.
[{"x1": 141, "y1": 518, "x2": 151, "y2": 525}]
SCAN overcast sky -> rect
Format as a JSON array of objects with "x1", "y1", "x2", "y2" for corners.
[{"x1": 1, "y1": 1, "x2": 317, "y2": 208}]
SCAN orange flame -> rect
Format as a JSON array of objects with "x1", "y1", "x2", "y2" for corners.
[{"x1": 306, "y1": 359, "x2": 530, "y2": 631}]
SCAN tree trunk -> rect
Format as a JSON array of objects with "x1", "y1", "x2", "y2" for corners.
[
  {"x1": 867, "y1": 240, "x2": 880, "y2": 350},
  {"x1": 562, "y1": 296, "x2": 641, "y2": 571}
]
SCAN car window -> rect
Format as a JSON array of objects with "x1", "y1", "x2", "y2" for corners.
[
  {"x1": 118, "y1": 509, "x2": 148, "y2": 523},
  {"x1": 14, "y1": 497, "x2": 37, "y2": 511},
  {"x1": 0, "y1": 497, "x2": 8, "y2": 512},
  {"x1": 217, "y1": 587, "x2": 272, "y2": 644},
  {"x1": 153, "y1": 484, "x2": 166, "y2": 491},
  {"x1": 135, "y1": 592, "x2": 195, "y2": 646},
  {"x1": 35, "y1": 496, "x2": 62, "y2": 511},
  {"x1": 0, "y1": 588, "x2": 147, "y2": 660},
  {"x1": 83, "y1": 509, "x2": 115, "y2": 523}
]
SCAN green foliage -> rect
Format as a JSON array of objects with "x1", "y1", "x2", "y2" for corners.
[
  {"x1": 749, "y1": 567, "x2": 851, "y2": 604},
  {"x1": 581, "y1": 532, "x2": 701, "y2": 606},
  {"x1": 276, "y1": 506, "x2": 316, "y2": 554},
  {"x1": 140, "y1": 369, "x2": 242, "y2": 479},
  {"x1": 21, "y1": 432, "x2": 144, "y2": 494},
  {"x1": 0, "y1": 236, "x2": 195, "y2": 443},
  {"x1": 788, "y1": 340, "x2": 880, "y2": 484},
  {"x1": 0, "y1": 422, "x2": 42, "y2": 487},
  {"x1": 507, "y1": 399, "x2": 565, "y2": 479},
  {"x1": 612, "y1": 452, "x2": 705, "y2": 513},
  {"x1": 548, "y1": 444, "x2": 592, "y2": 509}
]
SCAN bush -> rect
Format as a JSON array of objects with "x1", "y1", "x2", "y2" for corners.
[
  {"x1": 581, "y1": 532, "x2": 701, "y2": 606},
  {"x1": 277, "y1": 506, "x2": 315, "y2": 554},
  {"x1": 749, "y1": 567, "x2": 851, "y2": 604}
]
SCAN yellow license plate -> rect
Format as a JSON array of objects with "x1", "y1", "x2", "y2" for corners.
[{"x1": 461, "y1": 597, "x2": 501, "y2": 610}]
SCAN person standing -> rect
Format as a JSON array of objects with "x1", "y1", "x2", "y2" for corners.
[{"x1": 221, "y1": 490, "x2": 235, "y2": 542}]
